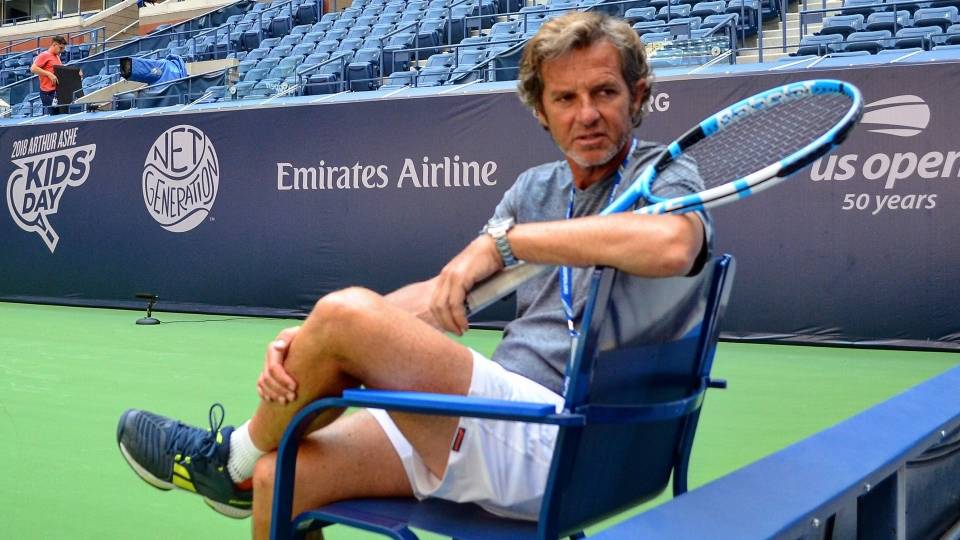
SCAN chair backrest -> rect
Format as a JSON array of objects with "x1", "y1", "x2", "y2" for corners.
[{"x1": 537, "y1": 255, "x2": 735, "y2": 539}]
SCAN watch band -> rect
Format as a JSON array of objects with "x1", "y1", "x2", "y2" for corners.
[{"x1": 485, "y1": 218, "x2": 518, "y2": 268}]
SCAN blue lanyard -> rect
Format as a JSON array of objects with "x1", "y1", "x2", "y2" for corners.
[{"x1": 560, "y1": 138, "x2": 637, "y2": 338}]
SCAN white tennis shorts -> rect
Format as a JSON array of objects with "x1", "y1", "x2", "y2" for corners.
[{"x1": 368, "y1": 349, "x2": 564, "y2": 521}]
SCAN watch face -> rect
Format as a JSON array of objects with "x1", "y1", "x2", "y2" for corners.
[{"x1": 487, "y1": 217, "x2": 514, "y2": 231}]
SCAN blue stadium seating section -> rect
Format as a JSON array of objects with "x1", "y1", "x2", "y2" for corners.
[
  {"x1": 801, "y1": 0, "x2": 960, "y2": 56},
  {"x1": 2, "y1": 0, "x2": 960, "y2": 119}
]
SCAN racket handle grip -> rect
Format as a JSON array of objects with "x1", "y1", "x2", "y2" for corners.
[{"x1": 466, "y1": 262, "x2": 551, "y2": 316}]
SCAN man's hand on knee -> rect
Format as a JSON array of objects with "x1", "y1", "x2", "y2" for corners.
[{"x1": 257, "y1": 326, "x2": 300, "y2": 405}]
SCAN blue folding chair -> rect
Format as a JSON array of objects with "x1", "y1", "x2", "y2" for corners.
[{"x1": 271, "y1": 254, "x2": 736, "y2": 539}]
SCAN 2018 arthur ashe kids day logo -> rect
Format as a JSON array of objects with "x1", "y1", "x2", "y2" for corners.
[
  {"x1": 5, "y1": 127, "x2": 96, "y2": 253},
  {"x1": 142, "y1": 125, "x2": 219, "y2": 232}
]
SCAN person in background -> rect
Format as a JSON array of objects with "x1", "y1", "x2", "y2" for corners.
[{"x1": 30, "y1": 35, "x2": 68, "y2": 115}]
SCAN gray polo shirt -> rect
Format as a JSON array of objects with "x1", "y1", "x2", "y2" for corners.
[{"x1": 488, "y1": 139, "x2": 713, "y2": 395}]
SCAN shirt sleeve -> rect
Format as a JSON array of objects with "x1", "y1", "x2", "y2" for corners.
[
  {"x1": 630, "y1": 150, "x2": 714, "y2": 277},
  {"x1": 487, "y1": 170, "x2": 526, "y2": 224}
]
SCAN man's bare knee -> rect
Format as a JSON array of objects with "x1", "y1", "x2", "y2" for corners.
[
  {"x1": 309, "y1": 287, "x2": 387, "y2": 352},
  {"x1": 253, "y1": 452, "x2": 278, "y2": 494}
]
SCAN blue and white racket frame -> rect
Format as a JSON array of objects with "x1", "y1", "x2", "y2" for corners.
[{"x1": 466, "y1": 79, "x2": 864, "y2": 315}]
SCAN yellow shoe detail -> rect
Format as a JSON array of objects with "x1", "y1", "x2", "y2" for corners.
[
  {"x1": 173, "y1": 463, "x2": 192, "y2": 480},
  {"x1": 172, "y1": 474, "x2": 197, "y2": 493}
]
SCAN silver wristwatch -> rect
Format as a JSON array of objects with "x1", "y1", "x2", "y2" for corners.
[{"x1": 483, "y1": 217, "x2": 519, "y2": 268}]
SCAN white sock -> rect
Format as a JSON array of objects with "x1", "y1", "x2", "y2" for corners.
[{"x1": 227, "y1": 421, "x2": 265, "y2": 484}]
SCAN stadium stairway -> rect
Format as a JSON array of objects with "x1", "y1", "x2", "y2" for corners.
[{"x1": 738, "y1": 0, "x2": 840, "y2": 62}]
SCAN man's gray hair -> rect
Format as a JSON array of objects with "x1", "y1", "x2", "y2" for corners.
[{"x1": 517, "y1": 11, "x2": 653, "y2": 127}]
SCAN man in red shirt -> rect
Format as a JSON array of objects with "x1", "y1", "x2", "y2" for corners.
[{"x1": 31, "y1": 35, "x2": 67, "y2": 115}]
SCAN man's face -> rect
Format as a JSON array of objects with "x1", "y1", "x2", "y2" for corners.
[
  {"x1": 51, "y1": 42, "x2": 65, "y2": 56},
  {"x1": 536, "y1": 40, "x2": 644, "y2": 170}
]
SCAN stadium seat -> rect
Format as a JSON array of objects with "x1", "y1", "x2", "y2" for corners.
[
  {"x1": 260, "y1": 37, "x2": 282, "y2": 49},
  {"x1": 295, "y1": 1, "x2": 319, "y2": 25},
  {"x1": 348, "y1": 25, "x2": 373, "y2": 39},
  {"x1": 243, "y1": 67, "x2": 271, "y2": 82},
  {"x1": 913, "y1": 5, "x2": 958, "y2": 29},
  {"x1": 796, "y1": 33, "x2": 844, "y2": 54},
  {"x1": 821, "y1": 13, "x2": 866, "y2": 36},
  {"x1": 725, "y1": 0, "x2": 761, "y2": 29},
  {"x1": 196, "y1": 85, "x2": 227, "y2": 103},
  {"x1": 257, "y1": 57, "x2": 282, "y2": 71},
  {"x1": 267, "y1": 45, "x2": 294, "y2": 59},
  {"x1": 844, "y1": 29, "x2": 894, "y2": 52},
  {"x1": 701, "y1": 12, "x2": 738, "y2": 27},
  {"x1": 301, "y1": 31, "x2": 325, "y2": 44},
  {"x1": 490, "y1": 20, "x2": 522, "y2": 37},
  {"x1": 279, "y1": 34, "x2": 304, "y2": 48},
  {"x1": 236, "y1": 58, "x2": 259, "y2": 77},
  {"x1": 841, "y1": 0, "x2": 885, "y2": 16},
  {"x1": 895, "y1": 25, "x2": 943, "y2": 46},
  {"x1": 312, "y1": 20, "x2": 334, "y2": 32},
  {"x1": 937, "y1": 22, "x2": 960, "y2": 42},
  {"x1": 641, "y1": 30, "x2": 674, "y2": 43},
  {"x1": 383, "y1": 32, "x2": 417, "y2": 74},
  {"x1": 347, "y1": 60, "x2": 380, "y2": 90},
  {"x1": 416, "y1": 65, "x2": 452, "y2": 86},
  {"x1": 864, "y1": 10, "x2": 911, "y2": 32},
  {"x1": 333, "y1": 17, "x2": 356, "y2": 29},
  {"x1": 290, "y1": 23, "x2": 312, "y2": 35},
  {"x1": 884, "y1": 0, "x2": 931, "y2": 13},
  {"x1": 691, "y1": 0, "x2": 727, "y2": 18},
  {"x1": 379, "y1": 12, "x2": 402, "y2": 26},
  {"x1": 314, "y1": 40, "x2": 340, "y2": 54},
  {"x1": 669, "y1": 16, "x2": 703, "y2": 30},
  {"x1": 417, "y1": 18, "x2": 448, "y2": 48},
  {"x1": 271, "y1": 256, "x2": 736, "y2": 540},
  {"x1": 339, "y1": 37, "x2": 365, "y2": 52},
  {"x1": 650, "y1": 0, "x2": 680, "y2": 9},
  {"x1": 625, "y1": 6, "x2": 658, "y2": 21},
  {"x1": 241, "y1": 27, "x2": 263, "y2": 51},
  {"x1": 279, "y1": 55, "x2": 306, "y2": 69},
  {"x1": 361, "y1": 5, "x2": 384, "y2": 17},
  {"x1": 297, "y1": 52, "x2": 331, "y2": 75},
  {"x1": 270, "y1": 16, "x2": 294, "y2": 38},
  {"x1": 401, "y1": 10, "x2": 425, "y2": 23},
  {"x1": 325, "y1": 28, "x2": 349, "y2": 41},
  {"x1": 232, "y1": 80, "x2": 258, "y2": 98},
  {"x1": 379, "y1": 71, "x2": 417, "y2": 90},
  {"x1": 292, "y1": 43, "x2": 317, "y2": 57},
  {"x1": 328, "y1": 50, "x2": 357, "y2": 64},
  {"x1": 633, "y1": 20, "x2": 669, "y2": 34}
]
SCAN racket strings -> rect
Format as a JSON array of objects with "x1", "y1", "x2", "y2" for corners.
[{"x1": 682, "y1": 93, "x2": 853, "y2": 191}]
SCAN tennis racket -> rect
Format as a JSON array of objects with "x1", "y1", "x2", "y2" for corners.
[{"x1": 466, "y1": 78, "x2": 864, "y2": 315}]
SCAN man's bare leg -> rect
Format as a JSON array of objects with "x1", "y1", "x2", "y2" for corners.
[
  {"x1": 248, "y1": 286, "x2": 474, "y2": 476},
  {"x1": 251, "y1": 410, "x2": 412, "y2": 540}
]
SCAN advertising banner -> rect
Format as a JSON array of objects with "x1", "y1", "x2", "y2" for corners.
[{"x1": 2, "y1": 62, "x2": 958, "y2": 347}]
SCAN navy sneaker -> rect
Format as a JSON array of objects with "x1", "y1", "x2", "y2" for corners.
[{"x1": 116, "y1": 403, "x2": 252, "y2": 518}]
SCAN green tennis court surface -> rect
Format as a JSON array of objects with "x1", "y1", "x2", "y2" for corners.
[{"x1": 1, "y1": 301, "x2": 957, "y2": 539}]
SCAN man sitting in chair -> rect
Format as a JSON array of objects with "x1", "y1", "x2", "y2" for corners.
[{"x1": 116, "y1": 11, "x2": 711, "y2": 538}]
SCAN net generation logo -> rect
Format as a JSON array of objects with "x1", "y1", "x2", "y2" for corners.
[{"x1": 142, "y1": 125, "x2": 219, "y2": 232}]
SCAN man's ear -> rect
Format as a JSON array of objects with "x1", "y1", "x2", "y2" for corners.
[
  {"x1": 535, "y1": 106, "x2": 549, "y2": 130},
  {"x1": 629, "y1": 79, "x2": 647, "y2": 118}
]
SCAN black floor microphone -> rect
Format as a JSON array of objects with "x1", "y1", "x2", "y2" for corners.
[{"x1": 135, "y1": 293, "x2": 160, "y2": 325}]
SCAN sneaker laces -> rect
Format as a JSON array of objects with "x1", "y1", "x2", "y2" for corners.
[{"x1": 165, "y1": 403, "x2": 227, "y2": 461}]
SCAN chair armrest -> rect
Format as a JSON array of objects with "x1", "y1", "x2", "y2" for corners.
[
  {"x1": 270, "y1": 389, "x2": 583, "y2": 539},
  {"x1": 339, "y1": 388, "x2": 583, "y2": 425}
]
